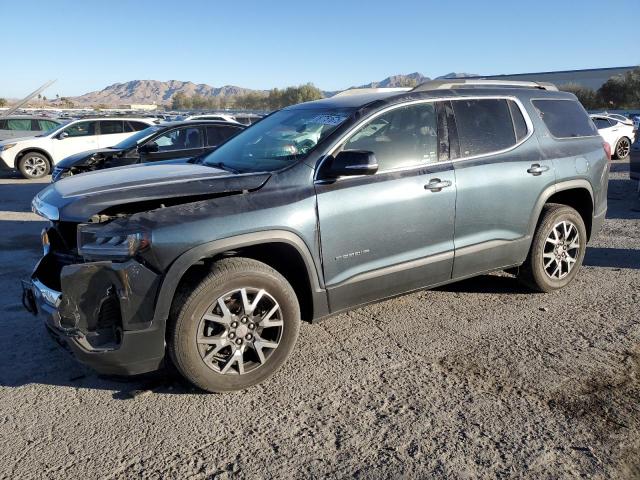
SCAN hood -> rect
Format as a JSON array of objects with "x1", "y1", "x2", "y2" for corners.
[
  {"x1": 56, "y1": 147, "x2": 125, "y2": 169},
  {"x1": 0, "y1": 135, "x2": 44, "y2": 144},
  {"x1": 34, "y1": 162, "x2": 271, "y2": 222}
]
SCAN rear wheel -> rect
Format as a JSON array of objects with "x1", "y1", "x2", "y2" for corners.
[
  {"x1": 614, "y1": 137, "x2": 631, "y2": 160},
  {"x1": 18, "y1": 152, "x2": 50, "y2": 179},
  {"x1": 519, "y1": 204, "x2": 587, "y2": 292},
  {"x1": 168, "y1": 257, "x2": 300, "y2": 392}
]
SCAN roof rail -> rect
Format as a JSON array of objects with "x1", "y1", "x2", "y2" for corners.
[
  {"x1": 412, "y1": 79, "x2": 559, "y2": 92},
  {"x1": 333, "y1": 87, "x2": 412, "y2": 97}
]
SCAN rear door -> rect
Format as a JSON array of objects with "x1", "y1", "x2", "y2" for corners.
[
  {"x1": 592, "y1": 117, "x2": 617, "y2": 150},
  {"x1": 315, "y1": 101, "x2": 457, "y2": 311},
  {"x1": 450, "y1": 97, "x2": 555, "y2": 278}
]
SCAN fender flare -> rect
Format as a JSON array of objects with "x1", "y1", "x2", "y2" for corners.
[
  {"x1": 151, "y1": 230, "x2": 327, "y2": 326},
  {"x1": 527, "y1": 179, "x2": 594, "y2": 239}
]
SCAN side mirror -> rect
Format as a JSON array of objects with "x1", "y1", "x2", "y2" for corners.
[
  {"x1": 326, "y1": 150, "x2": 378, "y2": 177},
  {"x1": 57, "y1": 131, "x2": 69, "y2": 140},
  {"x1": 139, "y1": 142, "x2": 159, "y2": 154}
]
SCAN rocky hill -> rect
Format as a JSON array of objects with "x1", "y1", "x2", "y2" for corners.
[{"x1": 69, "y1": 73, "x2": 479, "y2": 106}]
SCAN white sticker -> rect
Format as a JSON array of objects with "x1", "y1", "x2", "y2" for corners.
[{"x1": 308, "y1": 114, "x2": 348, "y2": 126}]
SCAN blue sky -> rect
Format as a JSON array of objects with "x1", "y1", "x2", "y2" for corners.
[{"x1": 1, "y1": 0, "x2": 638, "y2": 98}]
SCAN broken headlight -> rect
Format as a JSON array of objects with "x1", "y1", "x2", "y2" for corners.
[{"x1": 77, "y1": 223, "x2": 151, "y2": 260}]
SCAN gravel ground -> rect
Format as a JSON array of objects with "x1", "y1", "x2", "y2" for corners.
[{"x1": 0, "y1": 162, "x2": 638, "y2": 479}]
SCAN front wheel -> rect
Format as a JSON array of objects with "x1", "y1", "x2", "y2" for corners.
[
  {"x1": 18, "y1": 153, "x2": 50, "y2": 179},
  {"x1": 518, "y1": 204, "x2": 587, "y2": 292},
  {"x1": 168, "y1": 257, "x2": 300, "y2": 392}
]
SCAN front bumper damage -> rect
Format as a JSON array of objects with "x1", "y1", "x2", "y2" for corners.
[{"x1": 23, "y1": 254, "x2": 166, "y2": 375}]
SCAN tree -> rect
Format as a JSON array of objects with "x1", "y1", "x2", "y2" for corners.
[
  {"x1": 0, "y1": 98, "x2": 7, "y2": 107},
  {"x1": 559, "y1": 83, "x2": 600, "y2": 110}
]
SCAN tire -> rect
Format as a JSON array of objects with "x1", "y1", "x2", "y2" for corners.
[
  {"x1": 614, "y1": 137, "x2": 631, "y2": 160},
  {"x1": 18, "y1": 152, "x2": 50, "y2": 179},
  {"x1": 518, "y1": 204, "x2": 587, "y2": 293},
  {"x1": 168, "y1": 257, "x2": 301, "y2": 393}
]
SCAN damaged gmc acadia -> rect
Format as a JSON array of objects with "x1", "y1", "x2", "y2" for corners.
[{"x1": 24, "y1": 80, "x2": 609, "y2": 392}]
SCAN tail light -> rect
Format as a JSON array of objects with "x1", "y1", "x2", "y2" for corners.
[{"x1": 603, "y1": 142, "x2": 611, "y2": 161}]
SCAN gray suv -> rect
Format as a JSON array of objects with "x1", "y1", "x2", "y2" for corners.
[{"x1": 24, "y1": 80, "x2": 609, "y2": 392}]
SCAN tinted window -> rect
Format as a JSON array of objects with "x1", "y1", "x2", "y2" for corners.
[
  {"x1": 532, "y1": 99, "x2": 598, "y2": 138},
  {"x1": 100, "y1": 120, "x2": 124, "y2": 135},
  {"x1": 7, "y1": 119, "x2": 31, "y2": 130},
  {"x1": 508, "y1": 100, "x2": 528, "y2": 142},
  {"x1": 64, "y1": 121, "x2": 96, "y2": 137},
  {"x1": 345, "y1": 103, "x2": 438, "y2": 170},
  {"x1": 38, "y1": 120, "x2": 59, "y2": 131},
  {"x1": 125, "y1": 121, "x2": 150, "y2": 132},
  {"x1": 593, "y1": 118, "x2": 612, "y2": 130},
  {"x1": 206, "y1": 126, "x2": 242, "y2": 146},
  {"x1": 453, "y1": 99, "x2": 516, "y2": 157},
  {"x1": 0, "y1": 120, "x2": 6, "y2": 129},
  {"x1": 151, "y1": 127, "x2": 203, "y2": 151}
]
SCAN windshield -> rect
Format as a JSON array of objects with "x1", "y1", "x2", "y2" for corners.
[
  {"x1": 202, "y1": 107, "x2": 354, "y2": 172},
  {"x1": 112, "y1": 126, "x2": 164, "y2": 149}
]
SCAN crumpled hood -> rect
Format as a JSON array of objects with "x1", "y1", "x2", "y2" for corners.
[
  {"x1": 34, "y1": 162, "x2": 271, "y2": 222},
  {"x1": 56, "y1": 147, "x2": 124, "y2": 169}
]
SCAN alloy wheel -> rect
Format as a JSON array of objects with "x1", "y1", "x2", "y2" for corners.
[
  {"x1": 23, "y1": 156, "x2": 48, "y2": 177},
  {"x1": 616, "y1": 138, "x2": 630, "y2": 158},
  {"x1": 542, "y1": 220, "x2": 580, "y2": 280},
  {"x1": 196, "y1": 287, "x2": 283, "y2": 375}
]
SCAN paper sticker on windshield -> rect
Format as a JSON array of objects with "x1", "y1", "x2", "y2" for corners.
[{"x1": 308, "y1": 114, "x2": 348, "y2": 126}]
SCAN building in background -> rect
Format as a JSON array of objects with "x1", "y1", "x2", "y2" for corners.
[{"x1": 464, "y1": 66, "x2": 636, "y2": 90}]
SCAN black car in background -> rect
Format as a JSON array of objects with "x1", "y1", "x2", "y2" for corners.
[{"x1": 51, "y1": 120, "x2": 245, "y2": 181}]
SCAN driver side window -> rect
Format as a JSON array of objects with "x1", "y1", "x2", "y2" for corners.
[
  {"x1": 151, "y1": 127, "x2": 203, "y2": 151},
  {"x1": 64, "y1": 121, "x2": 96, "y2": 137},
  {"x1": 343, "y1": 103, "x2": 438, "y2": 171}
]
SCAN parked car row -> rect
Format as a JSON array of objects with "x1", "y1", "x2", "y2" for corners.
[
  {"x1": 24, "y1": 79, "x2": 610, "y2": 392},
  {"x1": 0, "y1": 117, "x2": 245, "y2": 179}
]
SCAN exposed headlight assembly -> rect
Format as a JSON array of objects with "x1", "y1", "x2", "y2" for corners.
[
  {"x1": 0, "y1": 143, "x2": 17, "y2": 151},
  {"x1": 77, "y1": 223, "x2": 151, "y2": 260}
]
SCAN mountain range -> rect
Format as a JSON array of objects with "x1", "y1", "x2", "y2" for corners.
[{"x1": 67, "y1": 72, "x2": 478, "y2": 106}]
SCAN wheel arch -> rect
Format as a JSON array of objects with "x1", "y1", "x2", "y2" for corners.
[
  {"x1": 529, "y1": 180, "x2": 594, "y2": 241},
  {"x1": 15, "y1": 147, "x2": 53, "y2": 169},
  {"x1": 153, "y1": 231, "x2": 329, "y2": 329}
]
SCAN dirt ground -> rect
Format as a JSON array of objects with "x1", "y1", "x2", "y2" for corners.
[{"x1": 0, "y1": 161, "x2": 638, "y2": 479}]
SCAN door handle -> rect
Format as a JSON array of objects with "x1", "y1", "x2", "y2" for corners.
[
  {"x1": 527, "y1": 164, "x2": 549, "y2": 176},
  {"x1": 424, "y1": 178, "x2": 452, "y2": 192}
]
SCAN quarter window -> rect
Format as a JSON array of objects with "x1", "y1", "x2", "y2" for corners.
[
  {"x1": 453, "y1": 99, "x2": 516, "y2": 157},
  {"x1": 38, "y1": 120, "x2": 59, "y2": 131},
  {"x1": 344, "y1": 103, "x2": 438, "y2": 170},
  {"x1": 532, "y1": 99, "x2": 598, "y2": 138},
  {"x1": 125, "y1": 121, "x2": 151, "y2": 132}
]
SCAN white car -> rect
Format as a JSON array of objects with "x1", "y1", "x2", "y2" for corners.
[
  {"x1": 0, "y1": 117, "x2": 155, "y2": 178},
  {"x1": 590, "y1": 114, "x2": 636, "y2": 160},
  {"x1": 182, "y1": 114, "x2": 244, "y2": 125}
]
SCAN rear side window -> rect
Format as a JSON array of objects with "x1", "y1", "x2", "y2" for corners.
[
  {"x1": 125, "y1": 121, "x2": 150, "y2": 132},
  {"x1": 100, "y1": 120, "x2": 124, "y2": 135},
  {"x1": 453, "y1": 99, "x2": 516, "y2": 157},
  {"x1": 7, "y1": 119, "x2": 31, "y2": 131},
  {"x1": 38, "y1": 120, "x2": 58, "y2": 131},
  {"x1": 532, "y1": 99, "x2": 598, "y2": 138},
  {"x1": 206, "y1": 126, "x2": 242, "y2": 146},
  {"x1": 593, "y1": 118, "x2": 612, "y2": 130}
]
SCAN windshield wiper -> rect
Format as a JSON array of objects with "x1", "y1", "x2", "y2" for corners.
[{"x1": 206, "y1": 162, "x2": 241, "y2": 174}]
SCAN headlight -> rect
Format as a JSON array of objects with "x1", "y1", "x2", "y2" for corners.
[
  {"x1": 0, "y1": 143, "x2": 17, "y2": 151},
  {"x1": 77, "y1": 223, "x2": 151, "y2": 260}
]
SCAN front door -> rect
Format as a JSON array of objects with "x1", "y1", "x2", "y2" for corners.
[
  {"x1": 51, "y1": 120, "x2": 99, "y2": 163},
  {"x1": 315, "y1": 101, "x2": 457, "y2": 311},
  {"x1": 140, "y1": 126, "x2": 205, "y2": 163}
]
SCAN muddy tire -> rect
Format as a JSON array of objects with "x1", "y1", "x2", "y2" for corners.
[
  {"x1": 168, "y1": 257, "x2": 300, "y2": 393},
  {"x1": 519, "y1": 204, "x2": 587, "y2": 293}
]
